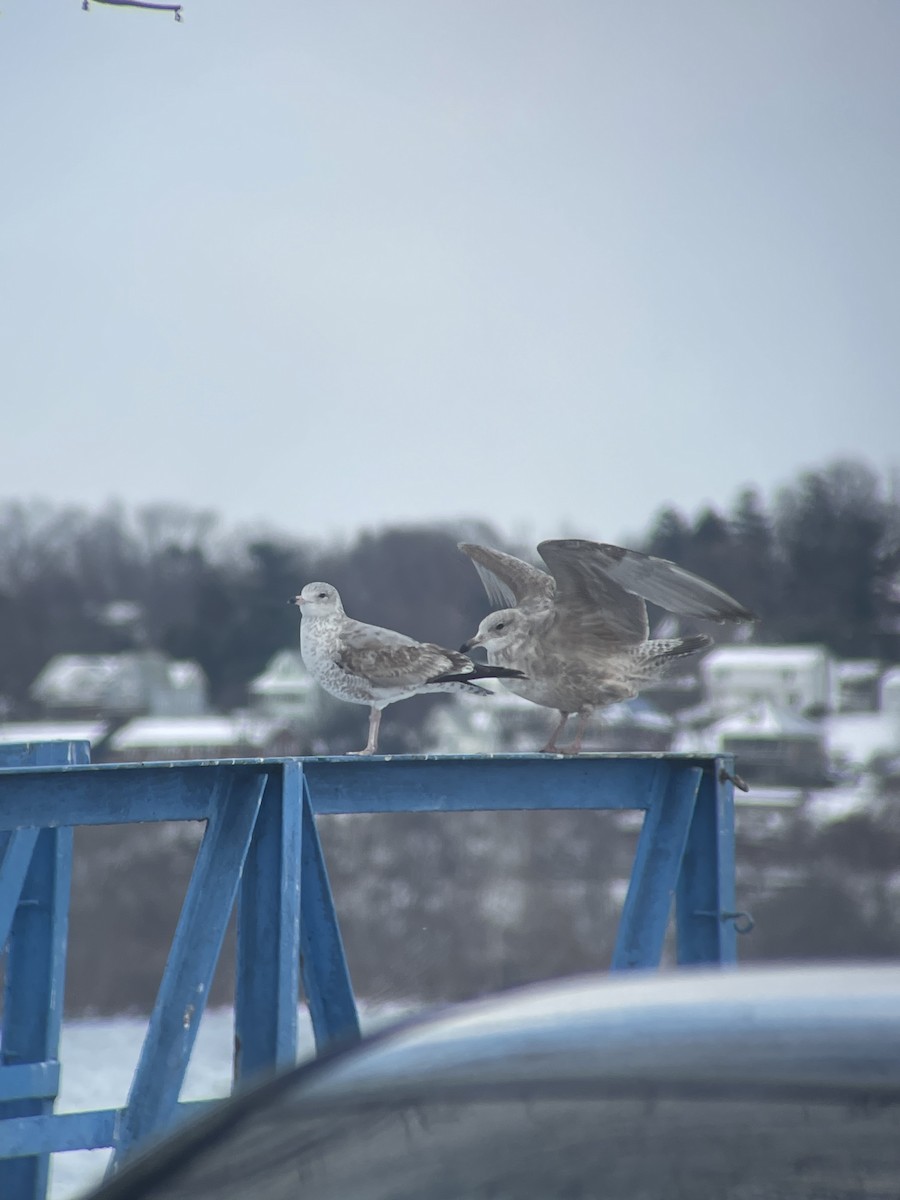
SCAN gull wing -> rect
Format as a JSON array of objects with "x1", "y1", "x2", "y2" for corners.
[
  {"x1": 336, "y1": 621, "x2": 453, "y2": 689},
  {"x1": 458, "y1": 543, "x2": 554, "y2": 611},
  {"x1": 551, "y1": 540, "x2": 758, "y2": 623},
  {"x1": 536, "y1": 540, "x2": 649, "y2": 646}
]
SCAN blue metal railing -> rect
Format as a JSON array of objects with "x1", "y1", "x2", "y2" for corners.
[{"x1": 0, "y1": 743, "x2": 738, "y2": 1198}]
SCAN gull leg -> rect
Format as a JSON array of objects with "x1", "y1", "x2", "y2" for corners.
[
  {"x1": 561, "y1": 710, "x2": 592, "y2": 755},
  {"x1": 349, "y1": 706, "x2": 382, "y2": 756},
  {"x1": 540, "y1": 711, "x2": 570, "y2": 753}
]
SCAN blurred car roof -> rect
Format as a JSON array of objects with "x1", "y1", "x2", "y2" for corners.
[{"x1": 87, "y1": 963, "x2": 900, "y2": 1200}]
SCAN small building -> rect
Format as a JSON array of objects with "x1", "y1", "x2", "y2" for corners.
[
  {"x1": 824, "y1": 711, "x2": 900, "y2": 773},
  {"x1": 30, "y1": 652, "x2": 209, "y2": 718},
  {"x1": 248, "y1": 650, "x2": 320, "y2": 719},
  {"x1": 834, "y1": 660, "x2": 882, "y2": 713},
  {"x1": 882, "y1": 667, "x2": 900, "y2": 716},
  {"x1": 701, "y1": 645, "x2": 833, "y2": 716},
  {"x1": 676, "y1": 701, "x2": 829, "y2": 788}
]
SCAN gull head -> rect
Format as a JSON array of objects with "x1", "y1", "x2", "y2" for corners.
[
  {"x1": 460, "y1": 608, "x2": 524, "y2": 654},
  {"x1": 289, "y1": 582, "x2": 343, "y2": 617}
]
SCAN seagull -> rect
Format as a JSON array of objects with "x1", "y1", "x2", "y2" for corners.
[
  {"x1": 459, "y1": 539, "x2": 757, "y2": 755},
  {"x1": 290, "y1": 582, "x2": 527, "y2": 755}
]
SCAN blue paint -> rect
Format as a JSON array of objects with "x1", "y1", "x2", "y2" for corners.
[
  {"x1": 0, "y1": 1101, "x2": 215, "y2": 1158},
  {"x1": 611, "y1": 765, "x2": 703, "y2": 969},
  {"x1": 675, "y1": 758, "x2": 738, "y2": 966},
  {"x1": 0, "y1": 1064, "x2": 61, "y2": 1104},
  {"x1": 0, "y1": 745, "x2": 738, "y2": 1194},
  {"x1": 299, "y1": 774, "x2": 361, "y2": 1051},
  {"x1": 0, "y1": 828, "x2": 40, "y2": 952},
  {"x1": 234, "y1": 762, "x2": 303, "y2": 1085},
  {"x1": 0, "y1": 740, "x2": 88, "y2": 1200},
  {"x1": 110, "y1": 772, "x2": 267, "y2": 1168}
]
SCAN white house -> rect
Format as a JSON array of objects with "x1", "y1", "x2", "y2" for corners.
[
  {"x1": 882, "y1": 667, "x2": 900, "y2": 715},
  {"x1": 676, "y1": 700, "x2": 829, "y2": 787},
  {"x1": 248, "y1": 650, "x2": 320, "y2": 719},
  {"x1": 834, "y1": 660, "x2": 882, "y2": 713},
  {"x1": 30, "y1": 652, "x2": 209, "y2": 718},
  {"x1": 700, "y1": 645, "x2": 834, "y2": 716}
]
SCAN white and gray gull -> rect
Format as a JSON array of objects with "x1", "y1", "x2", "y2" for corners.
[
  {"x1": 459, "y1": 539, "x2": 757, "y2": 755},
  {"x1": 291, "y1": 582, "x2": 526, "y2": 755}
]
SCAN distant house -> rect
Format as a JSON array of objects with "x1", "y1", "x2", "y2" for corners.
[
  {"x1": 105, "y1": 714, "x2": 290, "y2": 763},
  {"x1": 701, "y1": 645, "x2": 834, "y2": 716},
  {"x1": 248, "y1": 650, "x2": 319, "y2": 719},
  {"x1": 882, "y1": 667, "x2": 900, "y2": 716},
  {"x1": 834, "y1": 660, "x2": 882, "y2": 713},
  {"x1": 29, "y1": 651, "x2": 209, "y2": 718},
  {"x1": 677, "y1": 701, "x2": 829, "y2": 787}
]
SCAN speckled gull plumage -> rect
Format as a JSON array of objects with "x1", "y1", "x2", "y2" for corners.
[
  {"x1": 460, "y1": 539, "x2": 757, "y2": 755},
  {"x1": 290, "y1": 582, "x2": 525, "y2": 755}
]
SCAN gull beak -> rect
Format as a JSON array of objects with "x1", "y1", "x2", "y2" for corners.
[
  {"x1": 459, "y1": 635, "x2": 480, "y2": 653},
  {"x1": 288, "y1": 595, "x2": 305, "y2": 607}
]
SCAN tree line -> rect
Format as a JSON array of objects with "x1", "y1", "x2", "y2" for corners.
[{"x1": 1, "y1": 458, "x2": 898, "y2": 730}]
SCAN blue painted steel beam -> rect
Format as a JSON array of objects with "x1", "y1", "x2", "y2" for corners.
[
  {"x1": 0, "y1": 740, "x2": 88, "y2": 1200},
  {"x1": 675, "y1": 758, "x2": 738, "y2": 966},
  {"x1": 0, "y1": 1063, "x2": 61, "y2": 1104},
  {"x1": 0, "y1": 763, "x2": 267, "y2": 829},
  {"x1": 0, "y1": 1101, "x2": 216, "y2": 1158},
  {"x1": 611, "y1": 765, "x2": 702, "y2": 970},
  {"x1": 0, "y1": 828, "x2": 39, "y2": 951},
  {"x1": 110, "y1": 773, "x2": 267, "y2": 1169},
  {"x1": 234, "y1": 762, "x2": 302, "y2": 1085},
  {"x1": 299, "y1": 776, "x2": 361, "y2": 1051},
  {"x1": 0, "y1": 755, "x2": 718, "y2": 826}
]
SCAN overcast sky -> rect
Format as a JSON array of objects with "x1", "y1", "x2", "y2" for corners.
[{"x1": 2, "y1": 1, "x2": 898, "y2": 545}]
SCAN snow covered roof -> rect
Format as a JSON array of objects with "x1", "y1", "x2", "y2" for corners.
[
  {"x1": 703, "y1": 644, "x2": 831, "y2": 671},
  {"x1": 713, "y1": 701, "x2": 822, "y2": 740},
  {"x1": 249, "y1": 650, "x2": 315, "y2": 697},
  {"x1": 0, "y1": 720, "x2": 108, "y2": 746},
  {"x1": 109, "y1": 715, "x2": 282, "y2": 752},
  {"x1": 835, "y1": 659, "x2": 882, "y2": 683},
  {"x1": 30, "y1": 655, "x2": 124, "y2": 704}
]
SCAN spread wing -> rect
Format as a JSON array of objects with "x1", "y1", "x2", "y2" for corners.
[
  {"x1": 458, "y1": 543, "x2": 554, "y2": 610},
  {"x1": 335, "y1": 621, "x2": 455, "y2": 689},
  {"x1": 536, "y1": 540, "x2": 649, "y2": 647},
  {"x1": 549, "y1": 540, "x2": 758, "y2": 623}
]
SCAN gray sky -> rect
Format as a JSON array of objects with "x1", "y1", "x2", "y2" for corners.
[{"x1": 2, "y1": 1, "x2": 899, "y2": 544}]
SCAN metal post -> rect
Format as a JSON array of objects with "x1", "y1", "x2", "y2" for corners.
[
  {"x1": 110, "y1": 772, "x2": 266, "y2": 1168},
  {"x1": 0, "y1": 740, "x2": 89, "y2": 1200},
  {"x1": 234, "y1": 762, "x2": 303, "y2": 1085},
  {"x1": 611, "y1": 763, "x2": 702, "y2": 969},
  {"x1": 675, "y1": 758, "x2": 738, "y2": 965}
]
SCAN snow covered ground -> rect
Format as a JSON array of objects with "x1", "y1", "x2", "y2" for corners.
[{"x1": 50, "y1": 1003, "x2": 418, "y2": 1200}]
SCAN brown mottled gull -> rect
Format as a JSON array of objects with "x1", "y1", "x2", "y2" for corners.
[
  {"x1": 290, "y1": 582, "x2": 526, "y2": 755},
  {"x1": 459, "y1": 539, "x2": 757, "y2": 755}
]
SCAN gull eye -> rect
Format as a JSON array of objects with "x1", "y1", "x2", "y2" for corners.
[
  {"x1": 495, "y1": 622, "x2": 505, "y2": 631},
  {"x1": 317, "y1": 592, "x2": 327, "y2": 599}
]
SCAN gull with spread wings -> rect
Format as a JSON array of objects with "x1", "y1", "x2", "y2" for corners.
[
  {"x1": 459, "y1": 539, "x2": 756, "y2": 755},
  {"x1": 291, "y1": 582, "x2": 526, "y2": 755}
]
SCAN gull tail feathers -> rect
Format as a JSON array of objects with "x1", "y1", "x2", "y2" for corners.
[{"x1": 432, "y1": 661, "x2": 527, "y2": 685}]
